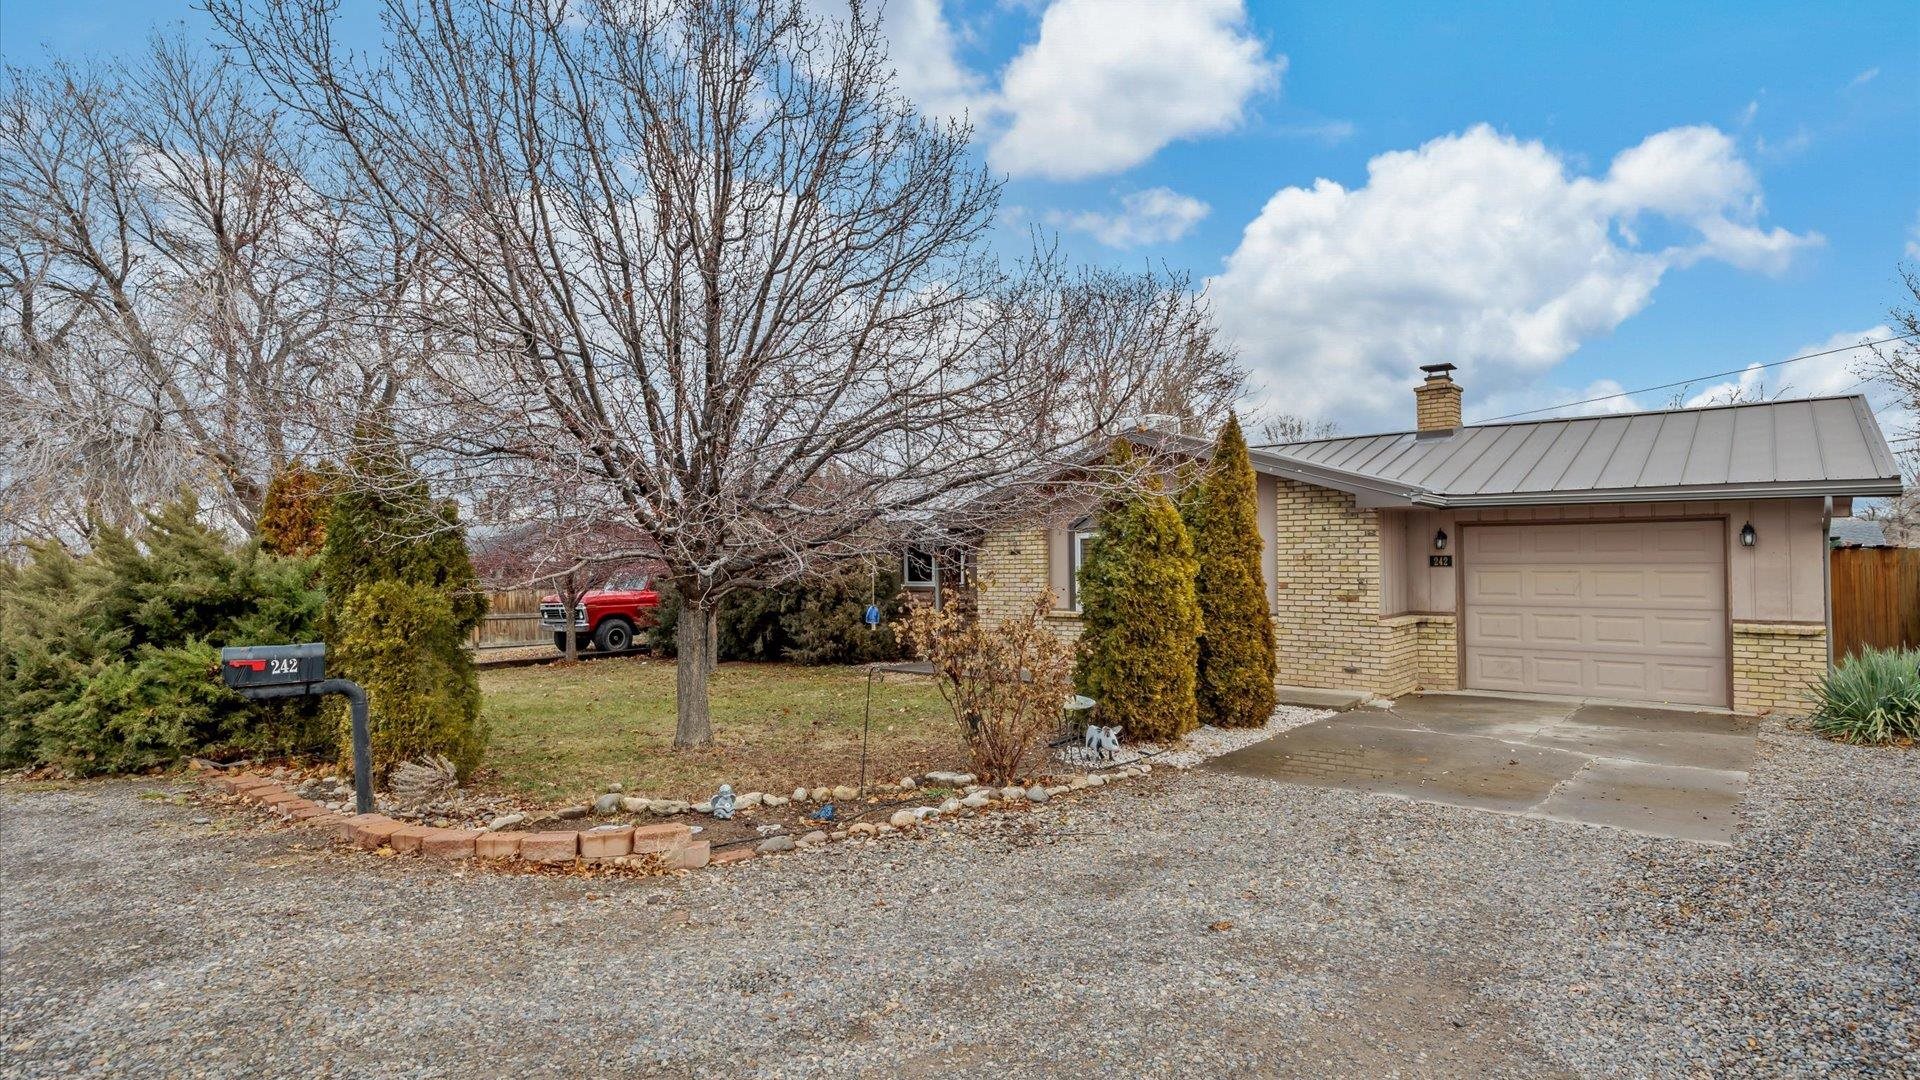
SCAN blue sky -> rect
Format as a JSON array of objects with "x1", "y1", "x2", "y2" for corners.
[{"x1": 6, "y1": 0, "x2": 1917, "y2": 439}]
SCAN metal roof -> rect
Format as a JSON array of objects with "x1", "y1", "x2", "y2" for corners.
[{"x1": 1253, "y1": 395, "x2": 1904, "y2": 508}]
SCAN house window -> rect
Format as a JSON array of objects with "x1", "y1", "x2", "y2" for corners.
[
  {"x1": 1068, "y1": 530, "x2": 1097, "y2": 610},
  {"x1": 902, "y1": 547, "x2": 936, "y2": 588}
]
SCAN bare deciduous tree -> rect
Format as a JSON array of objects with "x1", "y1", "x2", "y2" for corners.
[
  {"x1": 212, "y1": 0, "x2": 1241, "y2": 747},
  {"x1": 0, "y1": 38, "x2": 415, "y2": 549}
]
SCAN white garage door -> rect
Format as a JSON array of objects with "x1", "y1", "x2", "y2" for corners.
[{"x1": 1462, "y1": 520, "x2": 1729, "y2": 707}]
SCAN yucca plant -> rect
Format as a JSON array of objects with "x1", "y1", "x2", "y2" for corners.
[{"x1": 1808, "y1": 647, "x2": 1920, "y2": 745}]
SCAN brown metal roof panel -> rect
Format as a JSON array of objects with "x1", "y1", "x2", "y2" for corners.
[{"x1": 1680, "y1": 406, "x2": 1738, "y2": 486}]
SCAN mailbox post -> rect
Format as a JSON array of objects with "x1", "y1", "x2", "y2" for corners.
[{"x1": 219, "y1": 643, "x2": 372, "y2": 814}]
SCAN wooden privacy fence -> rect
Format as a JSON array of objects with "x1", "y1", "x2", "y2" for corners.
[
  {"x1": 469, "y1": 587, "x2": 549, "y2": 651},
  {"x1": 1830, "y1": 547, "x2": 1920, "y2": 659}
]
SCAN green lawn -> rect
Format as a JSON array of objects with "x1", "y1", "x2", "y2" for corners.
[{"x1": 475, "y1": 656, "x2": 965, "y2": 804}]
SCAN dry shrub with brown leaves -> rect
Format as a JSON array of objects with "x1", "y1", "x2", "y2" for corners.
[{"x1": 903, "y1": 592, "x2": 1075, "y2": 785}]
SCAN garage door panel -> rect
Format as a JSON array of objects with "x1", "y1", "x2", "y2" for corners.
[
  {"x1": 1651, "y1": 569, "x2": 1718, "y2": 603},
  {"x1": 1463, "y1": 521, "x2": 1728, "y2": 707},
  {"x1": 1531, "y1": 656, "x2": 1587, "y2": 693},
  {"x1": 1591, "y1": 659, "x2": 1652, "y2": 697},
  {"x1": 1590, "y1": 614, "x2": 1647, "y2": 647}
]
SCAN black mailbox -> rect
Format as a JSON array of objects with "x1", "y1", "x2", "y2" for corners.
[
  {"x1": 220, "y1": 642, "x2": 327, "y2": 696},
  {"x1": 216, "y1": 640, "x2": 371, "y2": 813}
]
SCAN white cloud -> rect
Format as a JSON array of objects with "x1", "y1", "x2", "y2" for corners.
[
  {"x1": 1209, "y1": 123, "x2": 1821, "y2": 432},
  {"x1": 869, "y1": 0, "x2": 988, "y2": 124},
  {"x1": 1050, "y1": 187, "x2": 1210, "y2": 247},
  {"x1": 1271, "y1": 119, "x2": 1357, "y2": 144},
  {"x1": 1847, "y1": 66, "x2": 1881, "y2": 90},
  {"x1": 988, "y1": 0, "x2": 1279, "y2": 180},
  {"x1": 1906, "y1": 211, "x2": 1920, "y2": 260},
  {"x1": 1680, "y1": 327, "x2": 1892, "y2": 408}
]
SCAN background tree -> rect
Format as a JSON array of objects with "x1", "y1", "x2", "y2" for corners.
[
  {"x1": 1868, "y1": 265, "x2": 1920, "y2": 524},
  {"x1": 319, "y1": 444, "x2": 486, "y2": 777},
  {"x1": 214, "y1": 0, "x2": 1240, "y2": 749},
  {"x1": 1181, "y1": 415, "x2": 1277, "y2": 729},
  {"x1": 1074, "y1": 449, "x2": 1202, "y2": 742},
  {"x1": 0, "y1": 38, "x2": 427, "y2": 552}
]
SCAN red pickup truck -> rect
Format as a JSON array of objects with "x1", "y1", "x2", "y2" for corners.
[{"x1": 539, "y1": 579, "x2": 661, "y2": 653}]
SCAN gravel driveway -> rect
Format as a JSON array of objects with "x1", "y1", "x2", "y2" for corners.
[{"x1": 3, "y1": 721, "x2": 1914, "y2": 1079}]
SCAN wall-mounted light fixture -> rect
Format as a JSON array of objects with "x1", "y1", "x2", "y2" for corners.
[
  {"x1": 1433, "y1": 528, "x2": 1449, "y2": 552},
  {"x1": 1739, "y1": 521, "x2": 1757, "y2": 548}
]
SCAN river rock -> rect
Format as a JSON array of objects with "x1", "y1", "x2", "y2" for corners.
[
  {"x1": 889, "y1": 809, "x2": 918, "y2": 829},
  {"x1": 939, "y1": 798, "x2": 962, "y2": 813},
  {"x1": 1000, "y1": 786, "x2": 1025, "y2": 802},
  {"x1": 799, "y1": 830, "x2": 829, "y2": 846},
  {"x1": 811, "y1": 786, "x2": 832, "y2": 802},
  {"x1": 592, "y1": 793, "x2": 623, "y2": 815},
  {"x1": 736, "y1": 791, "x2": 765, "y2": 808},
  {"x1": 485, "y1": 812, "x2": 527, "y2": 832},
  {"x1": 848, "y1": 823, "x2": 877, "y2": 838},
  {"x1": 831, "y1": 785, "x2": 858, "y2": 801},
  {"x1": 762, "y1": 794, "x2": 789, "y2": 808},
  {"x1": 756, "y1": 835, "x2": 796, "y2": 854},
  {"x1": 792, "y1": 787, "x2": 809, "y2": 802},
  {"x1": 605, "y1": 781, "x2": 623, "y2": 794},
  {"x1": 620, "y1": 796, "x2": 648, "y2": 813},
  {"x1": 648, "y1": 799, "x2": 690, "y2": 815},
  {"x1": 961, "y1": 792, "x2": 992, "y2": 809},
  {"x1": 556, "y1": 804, "x2": 589, "y2": 820},
  {"x1": 1025, "y1": 785, "x2": 1049, "y2": 803},
  {"x1": 899, "y1": 776, "x2": 917, "y2": 790}
]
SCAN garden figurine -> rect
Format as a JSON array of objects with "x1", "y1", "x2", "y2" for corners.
[{"x1": 710, "y1": 784, "x2": 736, "y2": 820}]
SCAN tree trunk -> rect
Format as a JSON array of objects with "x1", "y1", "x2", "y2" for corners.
[
  {"x1": 674, "y1": 601, "x2": 716, "y2": 748},
  {"x1": 706, "y1": 611, "x2": 718, "y2": 675},
  {"x1": 562, "y1": 573, "x2": 580, "y2": 662}
]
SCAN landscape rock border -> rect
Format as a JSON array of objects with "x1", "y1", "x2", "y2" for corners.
[{"x1": 196, "y1": 761, "x2": 1159, "y2": 875}]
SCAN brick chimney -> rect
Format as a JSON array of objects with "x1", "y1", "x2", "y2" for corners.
[{"x1": 1415, "y1": 363, "x2": 1462, "y2": 432}]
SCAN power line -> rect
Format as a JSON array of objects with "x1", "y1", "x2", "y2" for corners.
[{"x1": 1468, "y1": 332, "x2": 1920, "y2": 424}]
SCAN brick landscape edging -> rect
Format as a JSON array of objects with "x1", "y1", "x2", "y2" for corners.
[
  {"x1": 203, "y1": 771, "x2": 719, "y2": 871},
  {"x1": 200, "y1": 762, "x2": 1156, "y2": 873}
]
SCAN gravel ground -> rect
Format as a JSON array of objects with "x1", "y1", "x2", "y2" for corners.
[
  {"x1": 1137, "y1": 705, "x2": 1335, "y2": 768},
  {"x1": 2, "y1": 720, "x2": 1913, "y2": 1079}
]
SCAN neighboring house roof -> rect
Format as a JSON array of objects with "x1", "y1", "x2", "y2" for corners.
[
  {"x1": 1251, "y1": 395, "x2": 1904, "y2": 508},
  {"x1": 1828, "y1": 517, "x2": 1890, "y2": 547}
]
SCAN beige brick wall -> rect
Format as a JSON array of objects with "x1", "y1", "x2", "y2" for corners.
[
  {"x1": 976, "y1": 524, "x2": 1082, "y2": 645},
  {"x1": 1732, "y1": 622, "x2": 1828, "y2": 716},
  {"x1": 1414, "y1": 615, "x2": 1458, "y2": 691},
  {"x1": 1271, "y1": 479, "x2": 1418, "y2": 697},
  {"x1": 1415, "y1": 380, "x2": 1462, "y2": 431}
]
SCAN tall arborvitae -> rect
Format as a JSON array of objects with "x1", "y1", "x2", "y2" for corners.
[
  {"x1": 319, "y1": 443, "x2": 487, "y2": 778},
  {"x1": 1181, "y1": 414, "x2": 1278, "y2": 728},
  {"x1": 257, "y1": 462, "x2": 332, "y2": 557},
  {"x1": 1074, "y1": 444, "x2": 1202, "y2": 742}
]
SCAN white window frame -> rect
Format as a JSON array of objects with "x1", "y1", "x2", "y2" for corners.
[
  {"x1": 902, "y1": 547, "x2": 937, "y2": 588},
  {"x1": 1069, "y1": 530, "x2": 1097, "y2": 611}
]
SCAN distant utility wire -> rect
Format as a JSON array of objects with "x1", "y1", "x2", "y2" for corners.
[{"x1": 1469, "y1": 332, "x2": 1920, "y2": 424}]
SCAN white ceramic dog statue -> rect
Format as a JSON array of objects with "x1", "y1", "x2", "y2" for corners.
[{"x1": 1084, "y1": 724, "x2": 1122, "y2": 760}]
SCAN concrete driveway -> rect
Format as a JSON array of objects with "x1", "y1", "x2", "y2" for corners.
[{"x1": 1208, "y1": 693, "x2": 1759, "y2": 843}]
